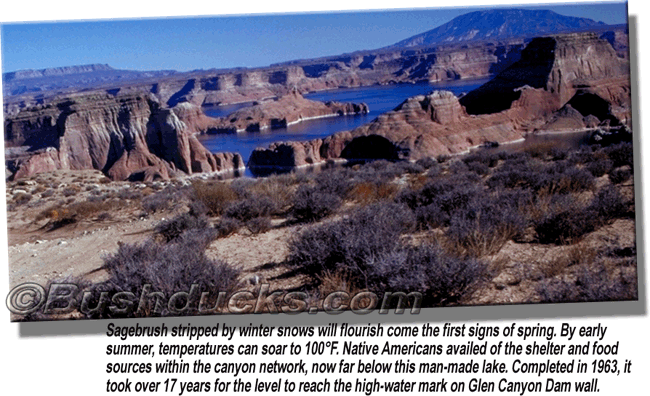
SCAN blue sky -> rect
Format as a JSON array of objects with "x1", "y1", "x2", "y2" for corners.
[{"x1": 1, "y1": 1, "x2": 628, "y2": 73}]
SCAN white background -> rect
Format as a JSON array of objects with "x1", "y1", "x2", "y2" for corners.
[{"x1": 0, "y1": 0, "x2": 648, "y2": 394}]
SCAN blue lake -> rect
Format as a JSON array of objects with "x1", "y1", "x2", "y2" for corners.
[{"x1": 199, "y1": 78, "x2": 491, "y2": 174}]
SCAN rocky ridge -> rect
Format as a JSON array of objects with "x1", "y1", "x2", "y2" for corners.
[
  {"x1": 210, "y1": 90, "x2": 368, "y2": 133},
  {"x1": 248, "y1": 32, "x2": 631, "y2": 170}
]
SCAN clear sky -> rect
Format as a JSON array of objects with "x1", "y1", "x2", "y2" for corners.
[{"x1": 0, "y1": 1, "x2": 628, "y2": 73}]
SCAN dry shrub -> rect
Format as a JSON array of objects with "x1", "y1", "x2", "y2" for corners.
[
  {"x1": 487, "y1": 158, "x2": 594, "y2": 194},
  {"x1": 535, "y1": 185, "x2": 628, "y2": 245},
  {"x1": 541, "y1": 256, "x2": 569, "y2": 279},
  {"x1": 347, "y1": 182, "x2": 398, "y2": 204},
  {"x1": 604, "y1": 142, "x2": 633, "y2": 168},
  {"x1": 408, "y1": 174, "x2": 430, "y2": 190},
  {"x1": 142, "y1": 184, "x2": 189, "y2": 214},
  {"x1": 88, "y1": 231, "x2": 241, "y2": 318},
  {"x1": 415, "y1": 157, "x2": 439, "y2": 170},
  {"x1": 246, "y1": 175, "x2": 296, "y2": 211},
  {"x1": 367, "y1": 244, "x2": 487, "y2": 306},
  {"x1": 318, "y1": 271, "x2": 366, "y2": 298},
  {"x1": 524, "y1": 141, "x2": 558, "y2": 158},
  {"x1": 117, "y1": 189, "x2": 143, "y2": 200},
  {"x1": 542, "y1": 244, "x2": 599, "y2": 279},
  {"x1": 535, "y1": 206, "x2": 595, "y2": 245},
  {"x1": 287, "y1": 202, "x2": 415, "y2": 287},
  {"x1": 537, "y1": 263, "x2": 637, "y2": 303},
  {"x1": 155, "y1": 213, "x2": 210, "y2": 243},
  {"x1": 62, "y1": 185, "x2": 81, "y2": 197},
  {"x1": 586, "y1": 159, "x2": 614, "y2": 177},
  {"x1": 528, "y1": 186, "x2": 555, "y2": 223},
  {"x1": 291, "y1": 185, "x2": 341, "y2": 223},
  {"x1": 13, "y1": 192, "x2": 32, "y2": 205},
  {"x1": 245, "y1": 217, "x2": 272, "y2": 235},
  {"x1": 609, "y1": 167, "x2": 632, "y2": 184},
  {"x1": 463, "y1": 150, "x2": 500, "y2": 168},
  {"x1": 192, "y1": 181, "x2": 238, "y2": 216},
  {"x1": 36, "y1": 199, "x2": 126, "y2": 227},
  {"x1": 317, "y1": 271, "x2": 370, "y2": 311},
  {"x1": 445, "y1": 203, "x2": 528, "y2": 257},
  {"x1": 224, "y1": 195, "x2": 278, "y2": 222},
  {"x1": 214, "y1": 217, "x2": 241, "y2": 238}
]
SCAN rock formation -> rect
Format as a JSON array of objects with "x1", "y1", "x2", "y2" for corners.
[
  {"x1": 248, "y1": 32, "x2": 631, "y2": 171},
  {"x1": 3, "y1": 41, "x2": 527, "y2": 114},
  {"x1": 4, "y1": 93, "x2": 243, "y2": 181},
  {"x1": 210, "y1": 90, "x2": 368, "y2": 133},
  {"x1": 600, "y1": 29, "x2": 630, "y2": 59}
]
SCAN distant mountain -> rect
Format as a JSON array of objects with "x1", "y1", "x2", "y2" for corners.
[
  {"x1": 389, "y1": 9, "x2": 606, "y2": 48},
  {"x1": 3, "y1": 64, "x2": 116, "y2": 81},
  {"x1": 2, "y1": 64, "x2": 177, "y2": 96}
]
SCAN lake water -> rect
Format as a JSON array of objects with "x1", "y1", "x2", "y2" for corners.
[{"x1": 198, "y1": 78, "x2": 491, "y2": 171}]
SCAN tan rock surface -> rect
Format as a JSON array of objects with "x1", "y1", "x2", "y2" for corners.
[{"x1": 4, "y1": 93, "x2": 243, "y2": 180}]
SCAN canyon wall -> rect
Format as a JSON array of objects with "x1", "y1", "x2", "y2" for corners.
[
  {"x1": 4, "y1": 93, "x2": 243, "y2": 181},
  {"x1": 248, "y1": 32, "x2": 631, "y2": 171},
  {"x1": 3, "y1": 41, "x2": 528, "y2": 115},
  {"x1": 165, "y1": 41, "x2": 527, "y2": 107}
]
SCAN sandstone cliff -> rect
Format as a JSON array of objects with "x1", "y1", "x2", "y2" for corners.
[
  {"x1": 210, "y1": 90, "x2": 368, "y2": 133},
  {"x1": 165, "y1": 42, "x2": 527, "y2": 108},
  {"x1": 4, "y1": 93, "x2": 243, "y2": 181},
  {"x1": 248, "y1": 32, "x2": 631, "y2": 171}
]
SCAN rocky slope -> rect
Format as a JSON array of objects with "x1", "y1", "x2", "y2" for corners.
[
  {"x1": 248, "y1": 32, "x2": 631, "y2": 170},
  {"x1": 209, "y1": 90, "x2": 368, "y2": 133},
  {"x1": 4, "y1": 93, "x2": 243, "y2": 181},
  {"x1": 389, "y1": 9, "x2": 605, "y2": 48}
]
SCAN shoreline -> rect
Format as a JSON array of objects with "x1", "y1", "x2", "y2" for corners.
[
  {"x1": 219, "y1": 111, "x2": 367, "y2": 134},
  {"x1": 244, "y1": 127, "x2": 601, "y2": 176}
]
